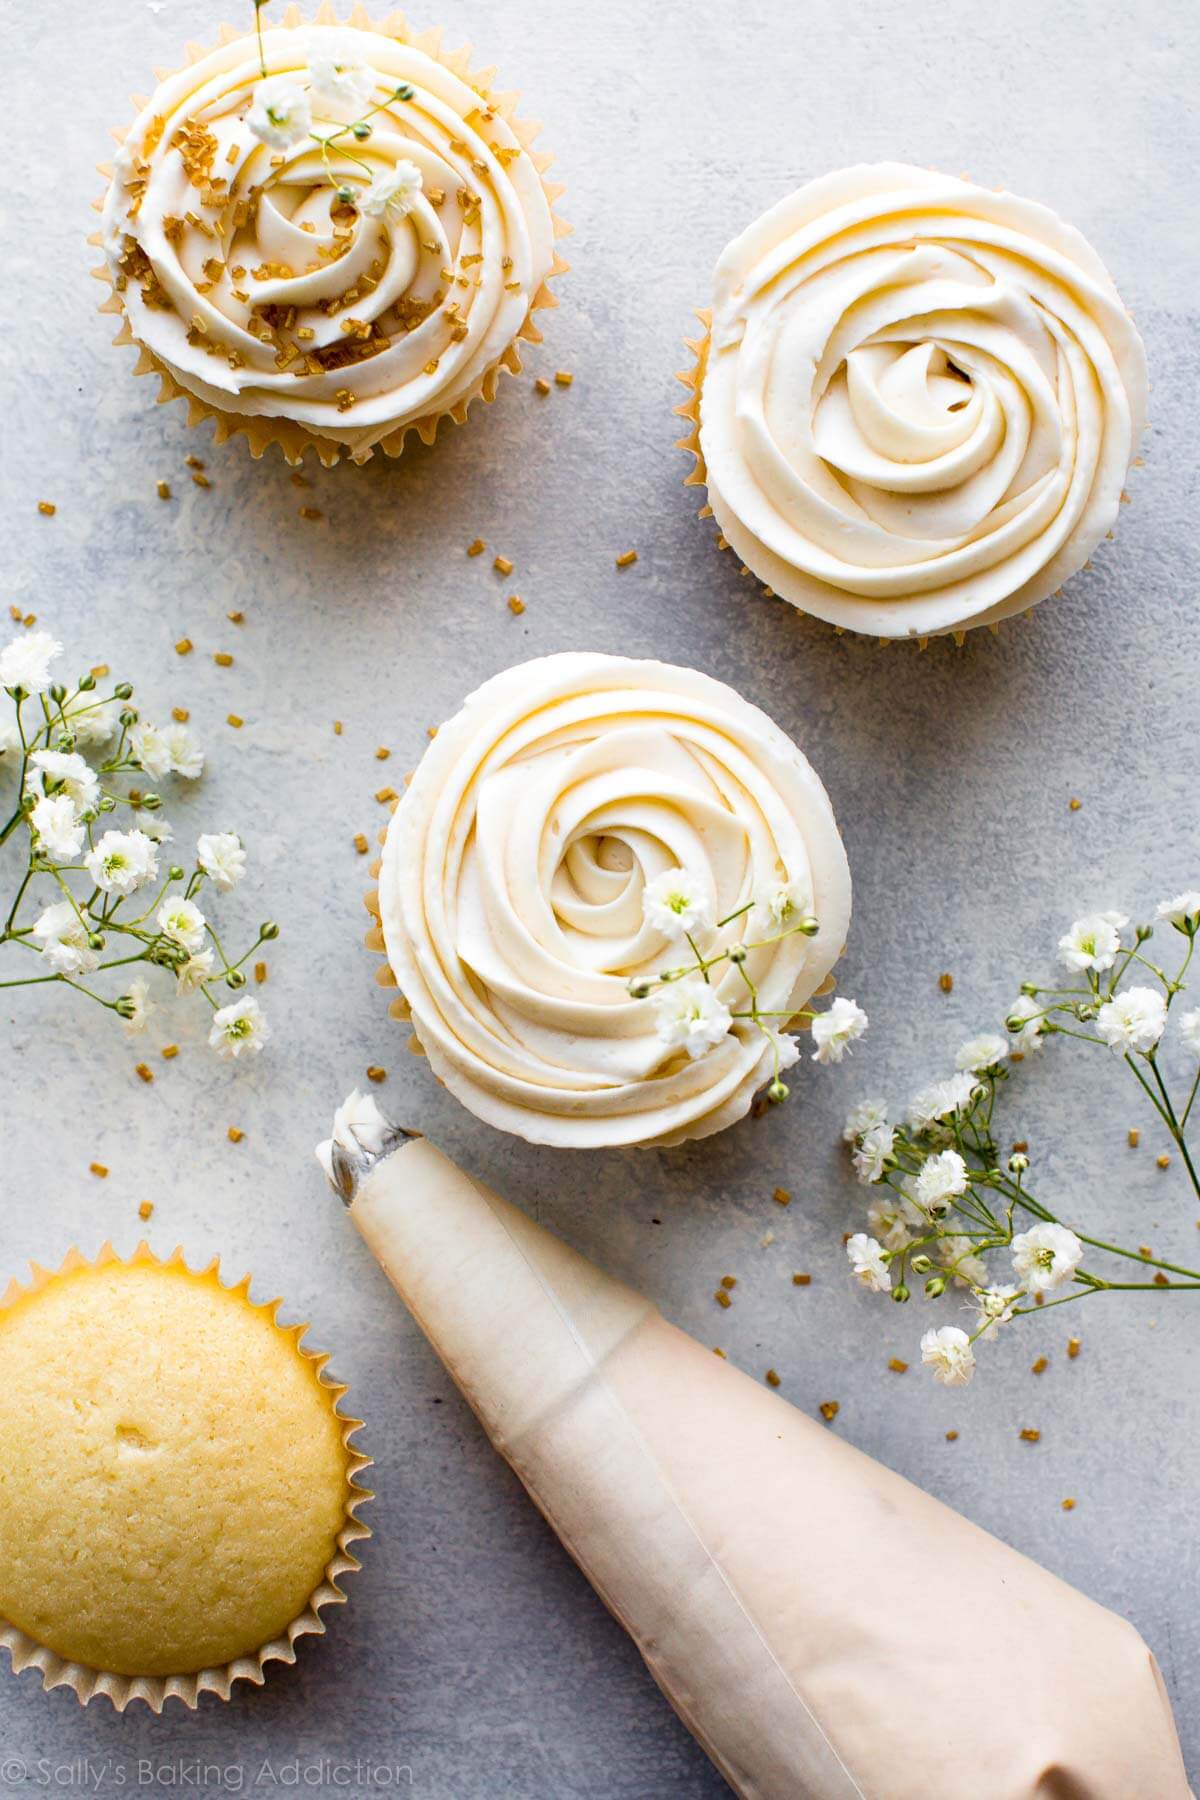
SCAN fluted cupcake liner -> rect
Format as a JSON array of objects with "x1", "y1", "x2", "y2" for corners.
[
  {"x1": 90, "y1": 3, "x2": 570, "y2": 468},
  {"x1": 0, "y1": 1242, "x2": 372, "y2": 1712}
]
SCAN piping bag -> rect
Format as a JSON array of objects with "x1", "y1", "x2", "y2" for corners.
[{"x1": 318, "y1": 1093, "x2": 1190, "y2": 1800}]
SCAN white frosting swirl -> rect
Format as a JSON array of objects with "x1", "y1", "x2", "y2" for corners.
[
  {"x1": 698, "y1": 164, "x2": 1147, "y2": 638},
  {"x1": 379, "y1": 654, "x2": 851, "y2": 1148},
  {"x1": 101, "y1": 23, "x2": 557, "y2": 456}
]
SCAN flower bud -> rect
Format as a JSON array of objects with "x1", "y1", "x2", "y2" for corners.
[
  {"x1": 795, "y1": 915, "x2": 820, "y2": 937},
  {"x1": 891, "y1": 1282, "x2": 910, "y2": 1304},
  {"x1": 49, "y1": 683, "x2": 67, "y2": 704},
  {"x1": 119, "y1": 709, "x2": 137, "y2": 728},
  {"x1": 226, "y1": 968, "x2": 247, "y2": 989},
  {"x1": 1008, "y1": 1152, "x2": 1029, "y2": 1174},
  {"x1": 395, "y1": 81, "x2": 414, "y2": 100},
  {"x1": 87, "y1": 933, "x2": 106, "y2": 952},
  {"x1": 114, "y1": 994, "x2": 137, "y2": 1019},
  {"x1": 98, "y1": 794, "x2": 116, "y2": 812},
  {"x1": 336, "y1": 184, "x2": 356, "y2": 206},
  {"x1": 114, "y1": 682, "x2": 134, "y2": 701},
  {"x1": 168, "y1": 865, "x2": 185, "y2": 882},
  {"x1": 728, "y1": 943, "x2": 747, "y2": 964},
  {"x1": 352, "y1": 120, "x2": 372, "y2": 139},
  {"x1": 77, "y1": 672, "x2": 96, "y2": 691},
  {"x1": 1020, "y1": 981, "x2": 1039, "y2": 997},
  {"x1": 140, "y1": 793, "x2": 162, "y2": 811},
  {"x1": 767, "y1": 1079, "x2": 789, "y2": 1104},
  {"x1": 924, "y1": 1275, "x2": 947, "y2": 1298},
  {"x1": 1076, "y1": 1002, "x2": 1097, "y2": 1021},
  {"x1": 259, "y1": 920, "x2": 280, "y2": 940},
  {"x1": 628, "y1": 978, "x2": 652, "y2": 1000},
  {"x1": 909, "y1": 1254, "x2": 932, "y2": 1275},
  {"x1": 1135, "y1": 922, "x2": 1153, "y2": 942},
  {"x1": 56, "y1": 732, "x2": 77, "y2": 753}
]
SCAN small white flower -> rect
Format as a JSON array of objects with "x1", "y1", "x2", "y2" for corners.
[
  {"x1": 937, "y1": 1234, "x2": 988, "y2": 1289},
  {"x1": 197, "y1": 831, "x2": 246, "y2": 890},
  {"x1": 973, "y1": 1284, "x2": 1021, "y2": 1341},
  {"x1": 642, "y1": 868, "x2": 713, "y2": 939},
  {"x1": 1096, "y1": 985, "x2": 1167, "y2": 1055},
  {"x1": 156, "y1": 896, "x2": 207, "y2": 953},
  {"x1": 209, "y1": 994, "x2": 270, "y2": 1059},
  {"x1": 121, "y1": 976, "x2": 154, "y2": 1035},
  {"x1": 652, "y1": 974, "x2": 732, "y2": 1060},
  {"x1": 129, "y1": 722, "x2": 172, "y2": 780},
  {"x1": 315, "y1": 1088, "x2": 391, "y2": 1182},
  {"x1": 248, "y1": 74, "x2": 312, "y2": 150},
  {"x1": 176, "y1": 948, "x2": 215, "y2": 993},
  {"x1": 955, "y1": 1032, "x2": 1009, "y2": 1073},
  {"x1": 867, "y1": 1194, "x2": 916, "y2": 1252},
  {"x1": 31, "y1": 793, "x2": 84, "y2": 862},
  {"x1": 906, "y1": 1071, "x2": 977, "y2": 1130},
  {"x1": 913, "y1": 1148, "x2": 969, "y2": 1219},
  {"x1": 920, "y1": 1325, "x2": 975, "y2": 1387},
  {"x1": 362, "y1": 160, "x2": 423, "y2": 219},
  {"x1": 1006, "y1": 994, "x2": 1048, "y2": 1053},
  {"x1": 62, "y1": 692, "x2": 119, "y2": 747},
  {"x1": 163, "y1": 722, "x2": 204, "y2": 779},
  {"x1": 810, "y1": 996, "x2": 867, "y2": 1065},
  {"x1": 0, "y1": 630, "x2": 62, "y2": 694},
  {"x1": 1180, "y1": 1008, "x2": 1200, "y2": 1056},
  {"x1": 28, "y1": 749, "x2": 99, "y2": 812},
  {"x1": 31, "y1": 901, "x2": 98, "y2": 975},
  {"x1": 1157, "y1": 891, "x2": 1200, "y2": 933},
  {"x1": 85, "y1": 829, "x2": 158, "y2": 896},
  {"x1": 748, "y1": 878, "x2": 809, "y2": 938},
  {"x1": 1058, "y1": 910, "x2": 1127, "y2": 973},
  {"x1": 843, "y1": 1096, "x2": 888, "y2": 1143},
  {"x1": 306, "y1": 31, "x2": 376, "y2": 118},
  {"x1": 846, "y1": 1232, "x2": 891, "y2": 1294},
  {"x1": 139, "y1": 812, "x2": 175, "y2": 844},
  {"x1": 1011, "y1": 1222, "x2": 1083, "y2": 1294},
  {"x1": 852, "y1": 1122, "x2": 894, "y2": 1185}
]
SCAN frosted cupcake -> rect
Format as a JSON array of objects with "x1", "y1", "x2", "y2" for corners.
[
  {"x1": 0, "y1": 1246, "x2": 370, "y2": 1709},
  {"x1": 96, "y1": 9, "x2": 567, "y2": 464},
  {"x1": 366, "y1": 653, "x2": 853, "y2": 1148},
  {"x1": 678, "y1": 164, "x2": 1148, "y2": 640}
]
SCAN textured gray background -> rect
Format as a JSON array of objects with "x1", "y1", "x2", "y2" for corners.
[{"x1": 0, "y1": 0, "x2": 1197, "y2": 1792}]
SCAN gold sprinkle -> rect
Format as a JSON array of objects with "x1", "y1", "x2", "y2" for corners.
[
  {"x1": 191, "y1": 472, "x2": 211, "y2": 489},
  {"x1": 615, "y1": 550, "x2": 638, "y2": 569},
  {"x1": 714, "y1": 1289, "x2": 732, "y2": 1309},
  {"x1": 37, "y1": 500, "x2": 56, "y2": 516},
  {"x1": 135, "y1": 1063, "x2": 154, "y2": 1084},
  {"x1": 89, "y1": 1162, "x2": 108, "y2": 1179},
  {"x1": 299, "y1": 506, "x2": 323, "y2": 521},
  {"x1": 1139, "y1": 1244, "x2": 1154, "y2": 1258},
  {"x1": 467, "y1": 538, "x2": 486, "y2": 557},
  {"x1": 353, "y1": 832, "x2": 369, "y2": 854},
  {"x1": 792, "y1": 1273, "x2": 811, "y2": 1287},
  {"x1": 1011, "y1": 1140, "x2": 1028, "y2": 1154},
  {"x1": 1019, "y1": 1428, "x2": 1041, "y2": 1443},
  {"x1": 138, "y1": 1201, "x2": 155, "y2": 1220},
  {"x1": 22, "y1": 613, "x2": 34, "y2": 628},
  {"x1": 91, "y1": 663, "x2": 110, "y2": 679},
  {"x1": 554, "y1": 370, "x2": 573, "y2": 387},
  {"x1": 161, "y1": 1044, "x2": 179, "y2": 1061},
  {"x1": 720, "y1": 1275, "x2": 737, "y2": 1291},
  {"x1": 493, "y1": 555, "x2": 514, "y2": 575},
  {"x1": 888, "y1": 1358, "x2": 908, "y2": 1373},
  {"x1": 185, "y1": 455, "x2": 205, "y2": 469},
  {"x1": 375, "y1": 785, "x2": 397, "y2": 804},
  {"x1": 712, "y1": 1347, "x2": 726, "y2": 1359},
  {"x1": 366, "y1": 1065, "x2": 387, "y2": 1083},
  {"x1": 1154, "y1": 1270, "x2": 1170, "y2": 1286},
  {"x1": 171, "y1": 706, "x2": 189, "y2": 723},
  {"x1": 1032, "y1": 1356, "x2": 1048, "y2": 1374},
  {"x1": 228, "y1": 610, "x2": 244, "y2": 624},
  {"x1": 1128, "y1": 1127, "x2": 1140, "y2": 1147},
  {"x1": 765, "y1": 1369, "x2": 781, "y2": 1388},
  {"x1": 156, "y1": 480, "x2": 172, "y2": 500},
  {"x1": 772, "y1": 1187, "x2": 792, "y2": 1208},
  {"x1": 1067, "y1": 1337, "x2": 1081, "y2": 1359},
  {"x1": 535, "y1": 376, "x2": 551, "y2": 395},
  {"x1": 1061, "y1": 1497, "x2": 1076, "y2": 1511},
  {"x1": 226, "y1": 142, "x2": 239, "y2": 164},
  {"x1": 227, "y1": 713, "x2": 244, "y2": 729},
  {"x1": 333, "y1": 720, "x2": 343, "y2": 735},
  {"x1": 254, "y1": 961, "x2": 267, "y2": 985},
  {"x1": 939, "y1": 971, "x2": 954, "y2": 993},
  {"x1": 945, "y1": 1429, "x2": 959, "y2": 1442},
  {"x1": 213, "y1": 651, "x2": 234, "y2": 667},
  {"x1": 1156, "y1": 1153, "x2": 1171, "y2": 1169},
  {"x1": 507, "y1": 595, "x2": 525, "y2": 615},
  {"x1": 1069, "y1": 796, "x2": 1082, "y2": 811},
  {"x1": 175, "y1": 637, "x2": 193, "y2": 656},
  {"x1": 228, "y1": 1125, "x2": 245, "y2": 1144},
  {"x1": 819, "y1": 1401, "x2": 839, "y2": 1423},
  {"x1": 375, "y1": 746, "x2": 391, "y2": 761}
]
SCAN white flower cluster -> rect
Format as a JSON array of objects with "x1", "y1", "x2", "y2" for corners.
[
  {"x1": 0, "y1": 629, "x2": 273, "y2": 1059},
  {"x1": 838, "y1": 890, "x2": 1200, "y2": 1384}
]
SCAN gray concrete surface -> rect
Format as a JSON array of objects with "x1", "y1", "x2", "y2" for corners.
[{"x1": 1, "y1": 0, "x2": 1196, "y2": 1792}]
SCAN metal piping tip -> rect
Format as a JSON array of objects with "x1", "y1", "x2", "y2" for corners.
[{"x1": 316, "y1": 1089, "x2": 418, "y2": 1209}]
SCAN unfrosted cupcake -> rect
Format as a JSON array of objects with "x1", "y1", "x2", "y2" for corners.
[
  {"x1": 0, "y1": 1246, "x2": 370, "y2": 1709},
  {"x1": 678, "y1": 164, "x2": 1148, "y2": 641},
  {"x1": 96, "y1": 9, "x2": 567, "y2": 464},
  {"x1": 366, "y1": 653, "x2": 852, "y2": 1149}
]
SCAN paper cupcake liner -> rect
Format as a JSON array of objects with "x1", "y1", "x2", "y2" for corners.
[
  {"x1": 90, "y1": 2, "x2": 571, "y2": 468},
  {"x1": 0, "y1": 1242, "x2": 372, "y2": 1712}
]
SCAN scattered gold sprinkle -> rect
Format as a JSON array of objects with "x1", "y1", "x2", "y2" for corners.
[
  {"x1": 888, "y1": 1358, "x2": 908, "y2": 1373},
  {"x1": 1139, "y1": 1244, "x2": 1154, "y2": 1258},
  {"x1": 720, "y1": 1275, "x2": 737, "y2": 1291},
  {"x1": 228, "y1": 1125, "x2": 245, "y2": 1144},
  {"x1": 135, "y1": 1063, "x2": 154, "y2": 1084},
  {"x1": 792, "y1": 1273, "x2": 811, "y2": 1287},
  {"x1": 1154, "y1": 1270, "x2": 1170, "y2": 1286},
  {"x1": 175, "y1": 637, "x2": 193, "y2": 655},
  {"x1": 772, "y1": 1187, "x2": 792, "y2": 1208},
  {"x1": 535, "y1": 376, "x2": 551, "y2": 395},
  {"x1": 1067, "y1": 1337, "x2": 1081, "y2": 1359},
  {"x1": 1069, "y1": 796, "x2": 1082, "y2": 811},
  {"x1": 1061, "y1": 1497, "x2": 1076, "y2": 1511},
  {"x1": 353, "y1": 832, "x2": 369, "y2": 854},
  {"x1": 1019, "y1": 1428, "x2": 1041, "y2": 1443},
  {"x1": 228, "y1": 610, "x2": 244, "y2": 624},
  {"x1": 819, "y1": 1401, "x2": 839, "y2": 1422},
  {"x1": 22, "y1": 613, "x2": 34, "y2": 628},
  {"x1": 375, "y1": 746, "x2": 391, "y2": 760},
  {"x1": 1011, "y1": 1140, "x2": 1028, "y2": 1154},
  {"x1": 1128, "y1": 1127, "x2": 1140, "y2": 1147},
  {"x1": 1032, "y1": 1356, "x2": 1048, "y2": 1374},
  {"x1": 714, "y1": 1289, "x2": 732, "y2": 1309},
  {"x1": 366, "y1": 1065, "x2": 387, "y2": 1083},
  {"x1": 712, "y1": 1347, "x2": 726, "y2": 1359},
  {"x1": 138, "y1": 1201, "x2": 154, "y2": 1221},
  {"x1": 37, "y1": 501, "x2": 56, "y2": 516},
  {"x1": 299, "y1": 506, "x2": 323, "y2": 521},
  {"x1": 615, "y1": 550, "x2": 638, "y2": 568},
  {"x1": 161, "y1": 1045, "x2": 179, "y2": 1061},
  {"x1": 333, "y1": 720, "x2": 343, "y2": 735},
  {"x1": 89, "y1": 1162, "x2": 108, "y2": 1179},
  {"x1": 213, "y1": 651, "x2": 234, "y2": 667},
  {"x1": 554, "y1": 370, "x2": 573, "y2": 387},
  {"x1": 765, "y1": 1369, "x2": 781, "y2": 1388},
  {"x1": 375, "y1": 785, "x2": 397, "y2": 804},
  {"x1": 507, "y1": 595, "x2": 525, "y2": 615},
  {"x1": 1157, "y1": 1153, "x2": 1171, "y2": 1169},
  {"x1": 91, "y1": 664, "x2": 109, "y2": 679},
  {"x1": 156, "y1": 480, "x2": 172, "y2": 500},
  {"x1": 185, "y1": 455, "x2": 205, "y2": 469},
  {"x1": 493, "y1": 554, "x2": 513, "y2": 575},
  {"x1": 191, "y1": 471, "x2": 211, "y2": 489},
  {"x1": 227, "y1": 713, "x2": 244, "y2": 729},
  {"x1": 939, "y1": 971, "x2": 954, "y2": 993},
  {"x1": 254, "y1": 961, "x2": 267, "y2": 984},
  {"x1": 945, "y1": 1429, "x2": 959, "y2": 1442},
  {"x1": 467, "y1": 538, "x2": 486, "y2": 557},
  {"x1": 171, "y1": 707, "x2": 189, "y2": 724}
]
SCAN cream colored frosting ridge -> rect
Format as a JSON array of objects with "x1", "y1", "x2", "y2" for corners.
[
  {"x1": 379, "y1": 654, "x2": 851, "y2": 1148},
  {"x1": 101, "y1": 21, "x2": 556, "y2": 454},
  {"x1": 698, "y1": 163, "x2": 1148, "y2": 638}
]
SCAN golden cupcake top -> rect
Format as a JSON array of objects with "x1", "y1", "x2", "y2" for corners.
[
  {"x1": 99, "y1": 8, "x2": 563, "y2": 458},
  {"x1": 0, "y1": 1248, "x2": 366, "y2": 1681}
]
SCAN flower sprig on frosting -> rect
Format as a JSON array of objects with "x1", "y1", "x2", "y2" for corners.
[
  {"x1": 629, "y1": 869, "x2": 866, "y2": 1103},
  {"x1": 842, "y1": 894, "x2": 1200, "y2": 1384},
  {"x1": 0, "y1": 628, "x2": 275, "y2": 1056}
]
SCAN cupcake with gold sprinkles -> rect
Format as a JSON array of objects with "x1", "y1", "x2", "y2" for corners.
[
  {"x1": 0, "y1": 1245, "x2": 370, "y2": 1710},
  {"x1": 94, "y1": 4, "x2": 568, "y2": 465}
]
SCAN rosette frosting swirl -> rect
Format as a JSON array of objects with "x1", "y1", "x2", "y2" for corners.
[
  {"x1": 101, "y1": 17, "x2": 559, "y2": 457},
  {"x1": 378, "y1": 654, "x2": 851, "y2": 1148},
  {"x1": 696, "y1": 164, "x2": 1147, "y2": 638}
]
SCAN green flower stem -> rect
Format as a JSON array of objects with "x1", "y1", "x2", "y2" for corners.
[{"x1": 1148, "y1": 1055, "x2": 1200, "y2": 1198}]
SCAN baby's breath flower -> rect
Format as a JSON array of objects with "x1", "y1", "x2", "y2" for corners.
[
  {"x1": 1096, "y1": 985, "x2": 1167, "y2": 1055},
  {"x1": 852, "y1": 1122, "x2": 894, "y2": 1185},
  {"x1": 1156, "y1": 891, "x2": 1200, "y2": 934},
  {"x1": 362, "y1": 160, "x2": 424, "y2": 219},
  {"x1": 0, "y1": 630, "x2": 62, "y2": 694},
  {"x1": 1180, "y1": 1009, "x2": 1200, "y2": 1057},
  {"x1": 642, "y1": 868, "x2": 712, "y2": 940},
  {"x1": 306, "y1": 31, "x2": 376, "y2": 117},
  {"x1": 1005, "y1": 994, "x2": 1048, "y2": 1052},
  {"x1": 176, "y1": 948, "x2": 216, "y2": 993},
  {"x1": 866, "y1": 1194, "x2": 916, "y2": 1251},
  {"x1": 30, "y1": 793, "x2": 84, "y2": 863},
  {"x1": 1011, "y1": 1222, "x2": 1083, "y2": 1294},
  {"x1": 28, "y1": 749, "x2": 99, "y2": 812},
  {"x1": 85, "y1": 829, "x2": 158, "y2": 896},
  {"x1": 62, "y1": 692, "x2": 119, "y2": 747},
  {"x1": 920, "y1": 1324, "x2": 975, "y2": 1387},
  {"x1": 652, "y1": 974, "x2": 731, "y2": 1059},
  {"x1": 843, "y1": 1096, "x2": 888, "y2": 1143},
  {"x1": 906, "y1": 1071, "x2": 976, "y2": 1130},
  {"x1": 197, "y1": 831, "x2": 246, "y2": 890},
  {"x1": 209, "y1": 994, "x2": 270, "y2": 1059},
  {"x1": 913, "y1": 1148, "x2": 969, "y2": 1219},
  {"x1": 156, "y1": 896, "x2": 207, "y2": 953},
  {"x1": 846, "y1": 1232, "x2": 891, "y2": 1293},
  {"x1": 936, "y1": 1234, "x2": 988, "y2": 1289},
  {"x1": 810, "y1": 996, "x2": 867, "y2": 1065},
  {"x1": 120, "y1": 976, "x2": 154, "y2": 1035},
  {"x1": 139, "y1": 812, "x2": 175, "y2": 844},
  {"x1": 248, "y1": 74, "x2": 312, "y2": 149},
  {"x1": 955, "y1": 1032, "x2": 1009, "y2": 1073},
  {"x1": 163, "y1": 722, "x2": 204, "y2": 780},
  {"x1": 748, "y1": 878, "x2": 810, "y2": 937},
  {"x1": 31, "y1": 901, "x2": 98, "y2": 975},
  {"x1": 129, "y1": 722, "x2": 172, "y2": 780},
  {"x1": 973, "y1": 1285, "x2": 1021, "y2": 1341},
  {"x1": 1058, "y1": 910, "x2": 1127, "y2": 973}
]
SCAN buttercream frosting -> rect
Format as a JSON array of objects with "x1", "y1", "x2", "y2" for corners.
[
  {"x1": 101, "y1": 21, "x2": 557, "y2": 456},
  {"x1": 378, "y1": 653, "x2": 851, "y2": 1148},
  {"x1": 696, "y1": 164, "x2": 1148, "y2": 638}
]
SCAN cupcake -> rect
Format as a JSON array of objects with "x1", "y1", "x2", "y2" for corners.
[
  {"x1": 677, "y1": 164, "x2": 1148, "y2": 641},
  {"x1": 95, "y1": 7, "x2": 567, "y2": 465},
  {"x1": 0, "y1": 1246, "x2": 370, "y2": 1709},
  {"x1": 366, "y1": 653, "x2": 852, "y2": 1149}
]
